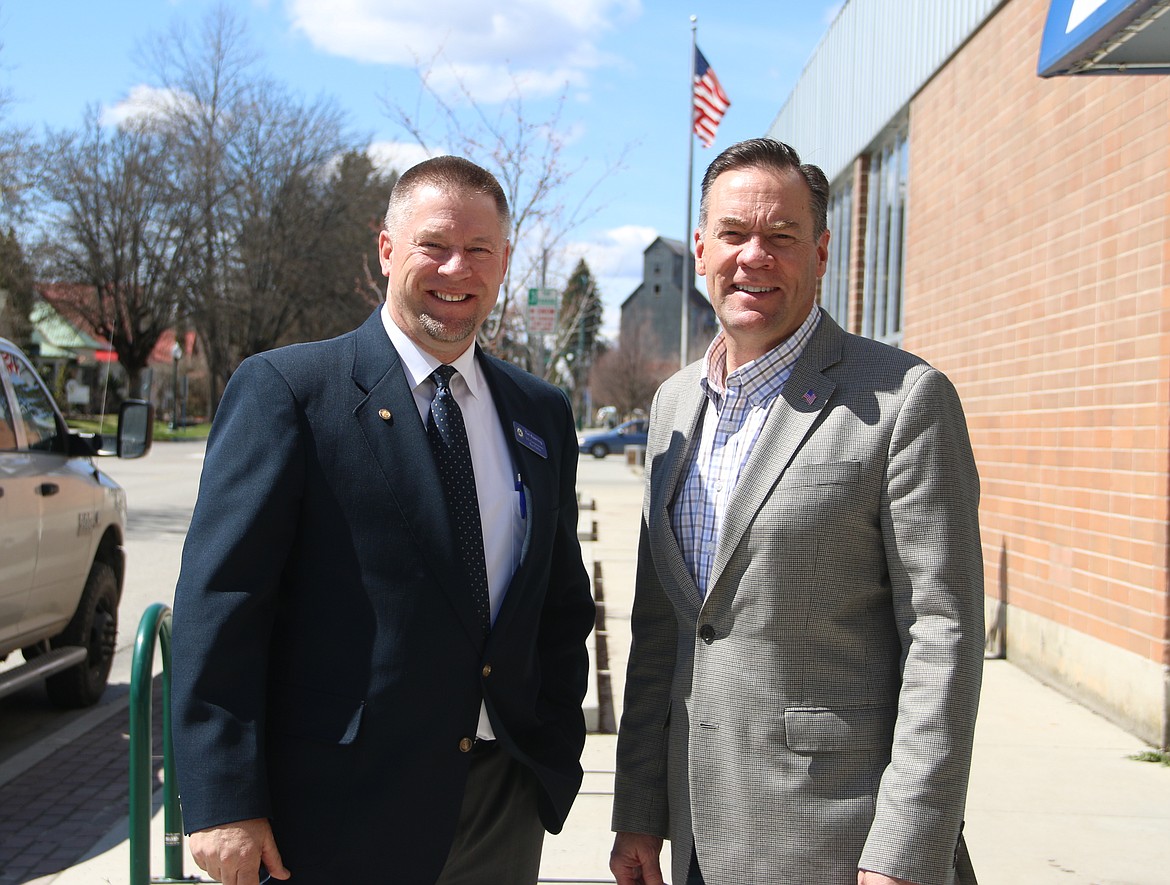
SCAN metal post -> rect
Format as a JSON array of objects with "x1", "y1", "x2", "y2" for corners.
[
  {"x1": 170, "y1": 343, "x2": 182, "y2": 432},
  {"x1": 129, "y1": 602, "x2": 192, "y2": 884},
  {"x1": 159, "y1": 618, "x2": 183, "y2": 879},
  {"x1": 682, "y1": 15, "x2": 698, "y2": 370}
]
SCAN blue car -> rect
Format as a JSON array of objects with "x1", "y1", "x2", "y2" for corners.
[{"x1": 578, "y1": 419, "x2": 648, "y2": 458}]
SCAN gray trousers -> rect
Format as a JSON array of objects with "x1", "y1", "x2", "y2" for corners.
[{"x1": 433, "y1": 743, "x2": 545, "y2": 885}]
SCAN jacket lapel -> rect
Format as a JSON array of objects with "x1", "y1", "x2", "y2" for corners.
[
  {"x1": 350, "y1": 312, "x2": 486, "y2": 646},
  {"x1": 476, "y1": 351, "x2": 553, "y2": 624},
  {"x1": 649, "y1": 364, "x2": 707, "y2": 611},
  {"x1": 706, "y1": 313, "x2": 843, "y2": 597}
]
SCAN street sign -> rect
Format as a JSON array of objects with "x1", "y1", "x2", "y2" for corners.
[{"x1": 526, "y1": 287, "x2": 559, "y2": 333}]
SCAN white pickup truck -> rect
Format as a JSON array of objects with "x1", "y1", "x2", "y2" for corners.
[{"x1": 0, "y1": 337, "x2": 152, "y2": 707}]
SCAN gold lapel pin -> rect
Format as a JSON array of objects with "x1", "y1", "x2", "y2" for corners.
[{"x1": 378, "y1": 408, "x2": 392, "y2": 422}]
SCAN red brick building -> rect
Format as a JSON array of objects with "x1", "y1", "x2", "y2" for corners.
[{"x1": 770, "y1": 0, "x2": 1169, "y2": 747}]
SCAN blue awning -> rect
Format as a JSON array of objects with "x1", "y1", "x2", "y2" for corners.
[{"x1": 1038, "y1": 0, "x2": 1170, "y2": 76}]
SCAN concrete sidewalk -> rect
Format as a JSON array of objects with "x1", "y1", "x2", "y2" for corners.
[
  {"x1": 550, "y1": 457, "x2": 1170, "y2": 885},
  {"x1": 14, "y1": 455, "x2": 1170, "y2": 884}
]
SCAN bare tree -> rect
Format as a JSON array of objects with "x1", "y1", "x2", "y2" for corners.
[
  {"x1": 589, "y1": 318, "x2": 674, "y2": 420},
  {"x1": 213, "y1": 82, "x2": 351, "y2": 359},
  {"x1": 0, "y1": 21, "x2": 34, "y2": 222},
  {"x1": 137, "y1": 5, "x2": 256, "y2": 411},
  {"x1": 382, "y1": 56, "x2": 628, "y2": 364},
  {"x1": 138, "y1": 5, "x2": 375, "y2": 410},
  {"x1": 37, "y1": 111, "x2": 194, "y2": 396}
]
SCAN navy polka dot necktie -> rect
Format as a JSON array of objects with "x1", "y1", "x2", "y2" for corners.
[{"x1": 427, "y1": 365, "x2": 491, "y2": 634}]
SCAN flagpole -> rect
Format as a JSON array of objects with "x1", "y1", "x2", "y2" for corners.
[{"x1": 682, "y1": 14, "x2": 697, "y2": 370}]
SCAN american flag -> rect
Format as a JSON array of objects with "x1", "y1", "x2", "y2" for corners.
[{"x1": 693, "y1": 47, "x2": 730, "y2": 148}]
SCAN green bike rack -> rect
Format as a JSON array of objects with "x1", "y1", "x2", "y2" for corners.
[{"x1": 129, "y1": 602, "x2": 202, "y2": 883}]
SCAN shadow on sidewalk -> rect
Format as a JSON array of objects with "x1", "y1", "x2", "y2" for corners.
[{"x1": 0, "y1": 679, "x2": 163, "y2": 884}]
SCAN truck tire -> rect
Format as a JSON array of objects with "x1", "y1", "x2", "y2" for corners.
[{"x1": 45, "y1": 562, "x2": 119, "y2": 708}]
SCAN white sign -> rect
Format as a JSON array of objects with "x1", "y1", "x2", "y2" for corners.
[
  {"x1": 1067, "y1": 0, "x2": 1109, "y2": 32},
  {"x1": 526, "y1": 288, "x2": 559, "y2": 333}
]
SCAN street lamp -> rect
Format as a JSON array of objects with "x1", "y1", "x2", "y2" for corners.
[{"x1": 171, "y1": 341, "x2": 182, "y2": 431}]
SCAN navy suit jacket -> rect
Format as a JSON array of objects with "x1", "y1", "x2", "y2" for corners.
[{"x1": 171, "y1": 310, "x2": 595, "y2": 883}]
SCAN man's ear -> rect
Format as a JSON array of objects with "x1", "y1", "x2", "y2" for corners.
[
  {"x1": 377, "y1": 229, "x2": 394, "y2": 277},
  {"x1": 815, "y1": 228, "x2": 830, "y2": 277},
  {"x1": 694, "y1": 228, "x2": 706, "y2": 277}
]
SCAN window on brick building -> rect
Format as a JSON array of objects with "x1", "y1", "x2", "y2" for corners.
[
  {"x1": 821, "y1": 177, "x2": 852, "y2": 327},
  {"x1": 862, "y1": 125, "x2": 908, "y2": 346}
]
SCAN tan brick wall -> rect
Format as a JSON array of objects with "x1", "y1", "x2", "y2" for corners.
[{"x1": 904, "y1": 0, "x2": 1170, "y2": 667}]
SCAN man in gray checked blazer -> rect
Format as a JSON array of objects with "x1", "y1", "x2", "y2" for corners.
[{"x1": 609, "y1": 139, "x2": 983, "y2": 885}]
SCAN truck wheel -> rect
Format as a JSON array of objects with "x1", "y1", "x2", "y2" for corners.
[{"x1": 45, "y1": 562, "x2": 119, "y2": 708}]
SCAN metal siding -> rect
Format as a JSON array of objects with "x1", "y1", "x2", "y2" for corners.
[{"x1": 768, "y1": 0, "x2": 1005, "y2": 180}]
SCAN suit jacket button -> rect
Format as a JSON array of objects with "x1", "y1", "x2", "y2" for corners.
[
  {"x1": 458, "y1": 737, "x2": 474, "y2": 753},
  {"x1": 481, "y1": 664, "x2": 492, "y2": 678},
  {"x1": 699, "y1": 624, "x2": 715, "y2": 644}
]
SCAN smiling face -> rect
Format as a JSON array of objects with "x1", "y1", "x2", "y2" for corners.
[
  {"x1": 379, "y1": 183, "x2": 510, "y2": 363},
  {"x1": 695, "y1": 165, "x2": 830, "y2": 375}
]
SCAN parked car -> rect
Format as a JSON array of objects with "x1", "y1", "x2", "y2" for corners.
[
  {"x1": 0, "y1": 337, "x2": 152, "y2": 707},
  {"x1": 578, "y1": 419, "x2": 648, "y2": 458}
]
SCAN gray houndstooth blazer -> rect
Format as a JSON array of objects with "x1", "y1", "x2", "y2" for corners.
[{"x1": 612, "y1": 311, "x2": 984, "y2": 885}]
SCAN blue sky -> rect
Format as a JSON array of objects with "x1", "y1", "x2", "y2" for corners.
[{"x1": 0, "y1": 0, "x2": 843, "y2": 337}]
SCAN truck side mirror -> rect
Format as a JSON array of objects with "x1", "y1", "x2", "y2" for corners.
[{"x1": 118, "y1": 400, "x2": 154, "y2": 459}]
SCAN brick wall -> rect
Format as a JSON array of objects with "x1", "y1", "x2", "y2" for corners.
[
  {"x1": 905, "y1": 0, "x2": 1170, "y2": 667},
  {"x1": 847, "y1": 155, "x2": 870, "y2": 337}
]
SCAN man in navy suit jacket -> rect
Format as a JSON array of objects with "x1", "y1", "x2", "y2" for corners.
[{"x1": 171, "y1": 156, "x2": 595, "y2": 885}]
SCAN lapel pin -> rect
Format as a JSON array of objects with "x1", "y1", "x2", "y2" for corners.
[
  {"x1": 378, "y1": 408, "x2": 393, "y2": 422},
  {"x1": 802, "y1": 390, "x2": 817, "y2": 406}
]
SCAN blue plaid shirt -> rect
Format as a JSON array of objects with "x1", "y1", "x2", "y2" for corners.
[{"x1": 670, "y1": 307, "x2": 821, "y2": 597}]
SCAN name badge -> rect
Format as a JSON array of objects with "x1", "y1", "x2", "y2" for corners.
[{"x1": 513, "y1": 422, "x2": 548, "y2": 458}]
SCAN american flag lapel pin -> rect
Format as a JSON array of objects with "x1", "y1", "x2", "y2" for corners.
[{"x1": 803, "y1": 389, "x2": 817, "y2": 406}]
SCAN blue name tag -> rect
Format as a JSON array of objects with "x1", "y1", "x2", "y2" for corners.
[{"x1": 513, "y1": 422, "x2": 548, "y2": 458}]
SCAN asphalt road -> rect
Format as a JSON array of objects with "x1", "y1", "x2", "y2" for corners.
[{"x1": 0, "y1": 440, "x2": 205, "y2": 761}]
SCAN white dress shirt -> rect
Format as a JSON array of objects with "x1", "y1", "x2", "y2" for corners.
[{"x1": 382, "y1": 306, "x2": 523, "y2": 739}]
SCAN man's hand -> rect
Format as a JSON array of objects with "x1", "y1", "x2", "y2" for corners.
[
  {"x1": 858, "y1": 870, "x2": 920, "y2": 885},
  {"x1": 189, "y1": 818, "x2": 291, "y2": 885},
  {"x1": 610, "y1": 831, "x2": 665, "y2": 885}
]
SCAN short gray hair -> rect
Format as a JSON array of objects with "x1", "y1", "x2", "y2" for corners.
[{"x1": 383, "y1": 156, "x2": 511, "y2": 238}]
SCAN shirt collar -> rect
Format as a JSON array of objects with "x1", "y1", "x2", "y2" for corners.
[
  {"x1": 699, "y1": 305, "x2": 821, "y2": 407},
  {"x1": 380, "y1": 304, "x2": 485, "y2": 399}
]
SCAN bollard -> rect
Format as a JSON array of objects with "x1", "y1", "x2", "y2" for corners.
[{"x1": 590, "y1": 562, "x2": 617, "y2": 734}]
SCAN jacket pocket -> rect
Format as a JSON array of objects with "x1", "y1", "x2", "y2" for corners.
[
  {"x1": 780, "y1": 460, "x2": 861, "y2": 487},
  {"x1": 269, "y1": 682, "x2": 365, "y2": 745},
  {"x1": 783, "y1": 705, "x2": 894, "y2": 753}
]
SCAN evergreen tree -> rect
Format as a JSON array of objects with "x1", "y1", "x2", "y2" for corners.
[{"x1": 559, "y1": 257, "x2": 603, "y2": 423}]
